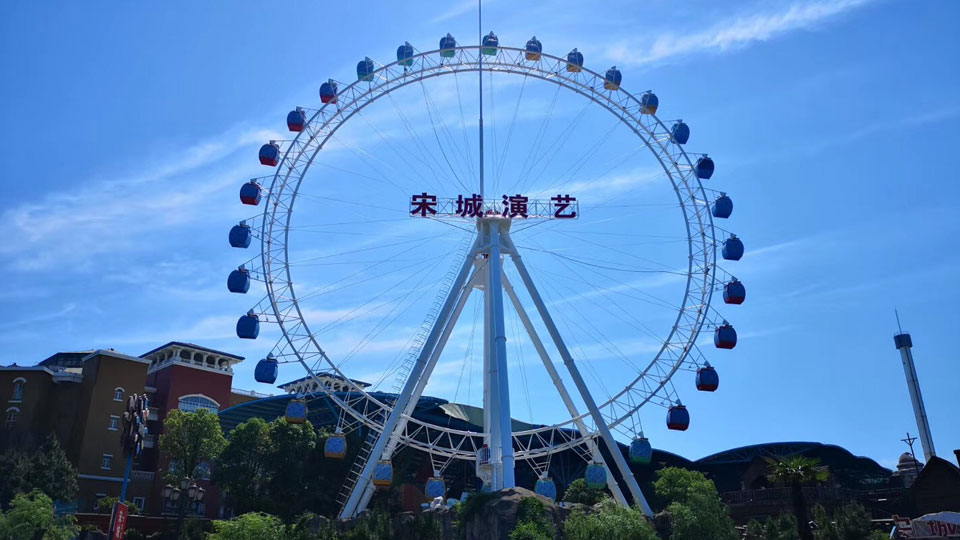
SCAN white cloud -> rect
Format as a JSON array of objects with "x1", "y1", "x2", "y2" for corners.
[{"x1": 604, "y1": 0, "x2": 875, "y2": 67}]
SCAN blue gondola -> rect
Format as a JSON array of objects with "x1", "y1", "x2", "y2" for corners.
[
  {"x1": 320, "y1": 79, "x2": 338, "y2": 104},
  {"x1": 566, "y1": 48, "x2": 584, "y2": 72},
  {"x1": 604, "y1": 66, "x2": 622, "y2": 91},
  {"x1": 259, "y1": 142, "x2": 280, "y2": 166},
  {"x1": 712, "y1": 194, "x2": 733, "y2": 219},
  {"x1": 695, "y1": 156, "x2": 715, "y2": 179},
  {"x1": 425, "y1": 476, "x2": 446, "y2": 499},
  {"x1": 525, "y1": 36, "x2": 542, "y2": 61},
  {"x1": 373, "y1": 460, "x2": 393, "y2": 487},
  {"x1": 397, "y1": 41, "x2": 414, "y2": 67},
  {"x1": 286, "y1": 108, "x2": 306, "y2": 133},
  {"x1": 285, "y1": 399, "x2": 307, "y2": 424},
  {"x1": 640, "y1": 91, "x2": 659, "y2": 114},
  {"x1": 723, "y1": 279, "x2": 746, "y2": 305},
  {"x1": 254, "y1": 353, "x2": 278, "y2": 383},
  {"x1": 715, "y1": 323, "x2": 737, "y2": 349},
  {"x1": 722, "y1": 234, "x2": 744, "y2": 261},
  {"x1": 667, "y1": 403, "x2": 690, "y2": 431},
  {"x1": 481, "y1": 32, "x2": 499, "y2": 56},
  {"x1": 229, "y1": 221, "x2": 252, "y2": 248},
  {"x1": 357, "y1": 57, "x2": 375, "y2": 82},
  {"x1": 696, "y1": 365, "x2": 719, "y2": 391},
  {"x1": 629, "y1": 437, "x2": 652, "y2": 464},
  {"x1": 324, "y1": 432, "x2": 347, "y2": 459},
  {"x1": 227, "y1": 266, "x2": 250, "y2": 294},
  {"x1": 439, "y1": 33, "x2": 457, "y2": 58},
  {"x1": 535, "y1": 477, "x2": 557, "y2": 500},
  {"x1": 584, "y1": 463, "x2": 606, "y2": 489},
  {"x1": 236, "y1": 310, "x2": 260, "y2": 339},
  {"x1": 671, "y1": 121, "x2": 690, "y2": 145},
  {"x1": 239, "y1": 180, "x2": 262, "y2": 206}
]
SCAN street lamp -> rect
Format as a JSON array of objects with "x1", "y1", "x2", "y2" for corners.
[
  {"x1": 163, "y1": 477, "x2": 205, "y2": 539},
  {"x1": 162, "y1": 484, "x2": 173, "y2": 500}
]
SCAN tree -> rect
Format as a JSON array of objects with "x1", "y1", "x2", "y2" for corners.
[
  {"x1": 813, "y1": 502, "x2": 879, "y2": 540},
  {"x1": 0, "y1": 490, "x2": 79, "y2": 540},
  {"x1": 745, "y1": 519, "x2": 765, "y2": 539},
  {"x1": 208, "y1": 512, "x2": 285, "y2": 540},
  {"x1": 562, "y1": 479, "x2": 607, "y2": 506},
  {"x1": 261, "y1": 419, "x2": 318, "y2": 521},
  {"x1": 653, "y1": 467, "x2": 737, "y2": 540},
  {"x1": 765, "y1": 514, "x2": 800, "y2": 540},
  {"x1": 95, "y1": 496, "x2": 140, "y2": 515},
  {"x1": 159, "y1": 409, "x2": 227, "y2": 482},
  {"x1": 509, "y1": 497, "x2": 554, "y2": 540},
  {"x1": 564, "y1": 499, "x2": 659, "y2": 540},
  {"x1": 765, "y1": 457, "x2": 828, "y2": 540},
  {"x1": 213, "y1": 417, "x2": 272, "y2": 515},
  {"x1": 0, "y1": 435, "x2": 78, "y2": 507}
]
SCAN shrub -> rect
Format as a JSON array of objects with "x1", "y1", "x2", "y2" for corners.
[
  {"x1": 564, "y1": 499, "x2": 658, "y2": 540},
  {"x1": 208, "y1": 512, "x2": 285, "y2": 540},
  {"x1": 96, "y1": 496, "x2": 141, "y2": 515},
  {"x1": 562, "y1": 479, "x2": 607, "y2": 506},
  {"x1": 510, "y1": 497, "x2": 554, "y2": 540}
]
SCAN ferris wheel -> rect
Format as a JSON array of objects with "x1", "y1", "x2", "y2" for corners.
[{"x1": 226, "y1": 31, "x2": 745, "y2": 519}]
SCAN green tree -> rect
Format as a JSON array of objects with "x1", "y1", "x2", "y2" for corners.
[
  {"x1": 214, "y1": 417, "x2": 273, "y2": 515},
  {"x1": 765, "y1": 457, "x2": 828, "y2": 540},
  {"x1": 564, "y1": 499, "x2": 658, "y2": 540},
  {"x1": 0, "y1": 490, "x2": 79, "y2": 540},
  {"x1": 209, "y1": 512, "x2": 285, "y2": 540},
  {"x1": 765, "y1": 514, "x2": 800, "y2": 540},
  {"x1": 263, "y1": 419, "x2": 318, "y2": 520},
  {"x1": 159, "y1": 409, "x2": 227, "y2": 482},
  {"x1": 745, "y1": 519, "x2": 765, "y2": 539},
  {"x1": 94, "y1": 496, "x2": 140, "y2": 515},
  {"x1": 653, "y1": 467, "x2": 737, "y2": 540},
  {"x1": 0, "y1": 436, "x2": 78, "y2": 507},
  {"x1": 562, "y1": 478, "x2": 607, "y2": 506},
  {"x1": 510, "y1": 497, "x2": 554, "y2": 540},
  {"x1": 814, "y1": 502, "x2": 878, "y2": 540}
]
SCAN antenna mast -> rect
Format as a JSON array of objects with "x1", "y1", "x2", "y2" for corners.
[{"x1": 478, "y1": 0, "x2": 485, "y2": 199}]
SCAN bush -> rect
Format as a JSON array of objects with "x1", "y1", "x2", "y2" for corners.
[
  {"x1": 510, "y1": 497, "x2": 553, "y2": 540},
  {"x1": 95, "y1": 497, "x2": 141, "y2": 515},
  {"x1": 209, "y1": 512, "x2": 285, "y2": 540},
  {"x1": 764, "y1": 514, "x2": 800, "y2": 540},
  {"x1": 562, "y1": 479, "x2": 607, "y2": 506},
  {"x1": 564, "y1": 499, "x2": 658, "y2": 540},
  {"x1": 0, "y1": 489, "x2": 79, "y2": 540}
]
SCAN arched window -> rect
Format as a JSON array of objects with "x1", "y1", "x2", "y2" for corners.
[
  {"x1": 178, "y1": 395, "x2": 220, "y2": 413},
  {"x1": 6, "y1": 407, "x2": 19, "y2": 429},
  {"x1": 11, "y1": 378, "x2": 25, "y2": 401},
  {"x1": 114, "y1": 387, "x2": 125, "y2": 401}
]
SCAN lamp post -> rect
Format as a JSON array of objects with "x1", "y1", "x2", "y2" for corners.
[{"x1": 163, "y1": 478, "x2": 205, "y2": 539}]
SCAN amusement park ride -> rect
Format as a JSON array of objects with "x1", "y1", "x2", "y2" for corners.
[{"x1": 225, "y1": 24, "x2": 745, "y2": 519}]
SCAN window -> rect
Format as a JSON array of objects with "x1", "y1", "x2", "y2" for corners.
[
  {"x1": 94, "y1": 493, "x2": 107, "y2": 510},
  {"x1": 133, "y1": 497, "x2": 145, "y2": 510},
  {"x1": 5, "y1": 408, "x2": 18, "y2": 429},
  {"x1": 101, "y1": 454, "x2": 113, "y2": 470},
  {"x1": 11, "y1": 379, "x2": 24, "y2": 401},
  {"x1": 195, "y1": 461, "x2": 212, "y2": 481},
  {"x1": 113, "y1": 388, "x2": 124, "y2": 401},
  {"x1": 108, "y1": 415, "x2": 120, "y2": 431},
  {"x1": 178, "y1": 395, "x2": 219, "y2": 414}
]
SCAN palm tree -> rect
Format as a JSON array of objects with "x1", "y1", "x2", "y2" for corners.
[{"x1": 765, "y1": 456, "x2": 829, "y2": 540}]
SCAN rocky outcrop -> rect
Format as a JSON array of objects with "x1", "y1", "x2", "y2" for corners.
[{"x1": 460, "y1": 487, "x2": 571, "y2": 540}]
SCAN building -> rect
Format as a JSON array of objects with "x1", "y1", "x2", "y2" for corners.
[{"x1": 0, "y1": 342, "x2": 268, "y2": 519}]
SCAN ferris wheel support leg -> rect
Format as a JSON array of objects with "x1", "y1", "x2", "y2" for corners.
[
  {"x1": 503, "y1": 235, "x2": 653, "y2": 517},
  {"x1": 487, "y1": 222, "x2": 516, "y2": 489},
  {"x1": 502, "y1": 272, "x2": 628, "y2": 506},
  {"x1": 340, "y1": 238, "x2": 481, "y2": 519}
]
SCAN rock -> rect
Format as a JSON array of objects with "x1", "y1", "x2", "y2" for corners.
[{"x1": 462, "y1": 487, "x2": 570, "y2": 540}]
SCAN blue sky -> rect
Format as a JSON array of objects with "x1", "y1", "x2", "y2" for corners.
[{"x1": 3, "y1": 0, "x2": 959, "y2": 470}]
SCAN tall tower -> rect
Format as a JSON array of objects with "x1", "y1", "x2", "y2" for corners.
[{"x1": 893, "y1": 323, "x2": 936, "y2": 462}]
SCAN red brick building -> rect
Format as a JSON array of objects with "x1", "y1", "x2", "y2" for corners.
[{"x1": 0, "y1": 342, "x2": 267, "y2": 519}]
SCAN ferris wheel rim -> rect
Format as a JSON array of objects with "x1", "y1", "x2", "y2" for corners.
[{"x1": 257, "y1": 44, "x2": 721, "y2": 458}]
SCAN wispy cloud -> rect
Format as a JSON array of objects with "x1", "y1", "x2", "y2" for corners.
[{"x1": 604, "y1": 0, "x2": 875, "y2": 67}]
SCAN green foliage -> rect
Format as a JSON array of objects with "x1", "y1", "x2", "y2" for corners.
[
  {"x1": 95, "y1": 496, "x2": 141, "y2": 515},
  {"x1": 745, "y1": 519, "x2": 765, "y2": 539},
  {"x1": 159, "y1": 409, "x2": 226, "y2": 484},
  {"x1": 0, "y1": 435, "x2": 78, "y2": 507},
  {"x1": 454, "y1": 491, "x2": 498, "y2": 527},
  {"x1": 653, "y1": 467, "x2": 737, "y2": 540},
  {"x1": 813, "y1": 502, "x2": 879, "y2": 540},
  {"x1": 0, "y1": 489, "x2": 79, "y2": 540},
  {"x1": 562, "y1": 478, "x2": 607, "y2": 506},
  {"x1": 214, "y1": 417, "x2": 272, "y2": 515},
  {"x1": 764, "y1": 514, "x2": 800, "y2": 540},
  {"x1": 209, "y1": 512, "x2": 285, "y2": 540},
  {"x1": 510, "y1": 497, "x2": 553, "y2": 540},
  {"x1": 342, "y1": 510, "x2": 391, "y2": 540},
  {"x1": 563, "y1": 499, "x2": 658, "y2": 540},
  {"x1": 765, "y1": 457, "x2": 829, "y2": 488},
  {"x1": 124, "y1": 529, "x2": 148, "y2": 540}
]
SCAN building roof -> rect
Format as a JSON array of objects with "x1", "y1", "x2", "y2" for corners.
[
  {"x1": 139, "y1": 342, "x2": 244, "y2": 361},
  {"x1": 278, "y1": 372, "x2": 370, "y2": 389}
]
